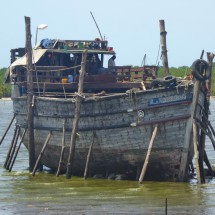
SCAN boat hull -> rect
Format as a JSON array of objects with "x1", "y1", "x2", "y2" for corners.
[{"x1": 12, "y1": 85, "x2": 204, "y2": 181}]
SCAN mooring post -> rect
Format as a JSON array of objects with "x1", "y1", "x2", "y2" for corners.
[
  {"x1": 0, "y1": 113, "x2": 16, "y2": 146},
  {"x1": 32, "y1": 131, "x2": 52, "y2": 176},
  {"x1": 25, "y1": 16, "x2": 35, "y2": 172},
  {"x1": 83, "y1": 131, "x2": 96, "y2": 179},
  {"x1": 139, "y1": 124, "x2": 158, "y2": 183},
  {"x1": 66, "y1": 50, "x2": 87, "y2": 179},
  {"x1": 159, "y1": 20, "x2": 169, "y2": 76}
]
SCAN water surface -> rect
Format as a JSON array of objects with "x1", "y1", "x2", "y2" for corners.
[{"x1": 1, "y1": 100, "x2": 215, "y2": 215}]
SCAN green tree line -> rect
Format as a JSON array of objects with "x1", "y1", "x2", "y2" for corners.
[
  {"x1": 0, "y1": 68, "x2": 11, "y2": 98},
  {"x1": 0, "y1": 65, "x2": 215, "y2": 97}
]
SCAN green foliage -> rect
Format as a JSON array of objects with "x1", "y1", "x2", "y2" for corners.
[
  {"x1": 0, "y1": 68, "x2": 11, "y2": 98},
  {"x1": 157, "y1": 66, "x2": 191, "y2": 78},
  {"x1": 158, "y1": 65, "x2": 215, "y2": 96}
]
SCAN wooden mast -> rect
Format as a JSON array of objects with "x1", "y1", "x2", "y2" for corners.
[
  {"x1": 159, "y1": 20, "x2": 169, "y2": 76},
  {"x1": 25, "y1": 16, "x2": 35, "y2": 172}
]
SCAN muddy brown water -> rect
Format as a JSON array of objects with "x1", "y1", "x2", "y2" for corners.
[{"x1": 1, "y1": 99, "x2": 215, "y2": 215}]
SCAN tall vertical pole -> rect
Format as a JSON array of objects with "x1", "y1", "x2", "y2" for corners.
[
  {"x1": 25, "y1": 16, "x2": 35, "y2": 172},
  {"x1": 159, "y1": 20, "x2": 169, "y2": 76},
  {"x1": 66, "y1": 50, "x2": 87, "y2": 179}
]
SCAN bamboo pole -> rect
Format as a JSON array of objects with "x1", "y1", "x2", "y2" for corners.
[
  {"x1": 9, "y1": 129, "x2": 27, "y2": 171},
  {"x1": 139, "y1": 124, "x2": 158, "y2": 183},
  {"x1": 0, "y1": 113, "x2": 16, "y2": 145},
  {"x1": 83, "y1": 131, "x2": 96, "y2": 179},
  {"x1": 32, "y1": 132, "x2": 52, "y2": 176},
  {"x1": 25, "y1": 16, "x2": 35, "y2": 172},
  {"x1": 66, "y1": 50, "x2": 87, "y2": 179},
  {"x1": 193, "y1": 121, "x2": 201, "y2": 184},
  {"x1": 159, "y1": 20, "x2": 169, "y2": 76},
  {"x1": 56, "y1": 119, "x2": 66, "y2": 176}
]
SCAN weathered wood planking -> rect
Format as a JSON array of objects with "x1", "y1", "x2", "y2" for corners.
[{"x1": 12, "y1": 83, "x2": 206, "y2": 181}]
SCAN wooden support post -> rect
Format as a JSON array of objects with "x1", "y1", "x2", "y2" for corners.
[
  {"x1": 193, "y1": 121, "x2": 201, "y2": 184},
  {"x1": 206, "y1": 52, "x2": 215, "y2": 101},
  {"x1": 66, "y1": 50, "x2": 87, "y2": 179},
  {"x1": 165, "y1": 198, "x2": 167, "y2": 215},
  {"x1": 9, "y1": 129, "x2": 27, "y2": 172},
  {"x1": 4, "y1": 126, "x2": 18, "y2": 168},
  {"x1": 139, "y1": 124, "x2": 158, "y2": 183},
  {"x1": 56, "y1": 119, "x2": 66, "y2": 176},
  {"x1": 204, "y1": 150, "x2": 213, "y2": 176},
  {"x1": 178, "y1": 79, "x2": 201, "y2": 181},
  {"x1": 0, "y1": 113, "x2": 16, "y2": 146},
  {"x1": 83, "y1": 131, "x2": 96, "y2": 179},
  {"x1": 159, "y1": 20, "x2": 169, "y2": 76},
  {"x1": 5, "y1": 126, "x2": 20, "y2": 170},
  {"x1": 32, "y1": 132, "x2": 52, "y2": 176},
  {"x1": 25, "y1": 16, "x2": 35, "y2": 172}
]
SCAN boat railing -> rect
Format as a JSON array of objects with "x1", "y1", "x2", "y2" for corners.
[
  {"x1": 110, "y1": 65, "x2": 159, "y2": 82},
  {"x1": 13, "y1": 64, "x2": 159, "y2": 86},
  {"x1": 53, "y1": 39, "x2": 109, "y2": 51}
]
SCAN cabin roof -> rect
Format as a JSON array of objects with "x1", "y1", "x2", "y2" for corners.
[{"x1": 10, "y1": 49, "x2": 47, "y2": 68}]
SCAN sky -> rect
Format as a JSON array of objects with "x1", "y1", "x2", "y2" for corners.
[{"x1": 1, "y1": 0, "x2": 215, "y2": 68}]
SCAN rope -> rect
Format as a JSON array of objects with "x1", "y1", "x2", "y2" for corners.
[{"x1": 33, "y1": 65, "x2": 81, "y2": 72}]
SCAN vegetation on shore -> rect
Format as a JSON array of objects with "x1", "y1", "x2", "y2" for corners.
[
  {"x1": 0, "y1": 64, "x2": 215, "y2": 97},
  {"x1": 158, "y1": 64, "x2": 215, "y2": 95},
  {"x1": 0, "y1": 68, "x2": 11, "y2": 98}
]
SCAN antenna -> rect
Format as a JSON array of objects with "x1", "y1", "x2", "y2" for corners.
[{"x1": 90, "y1": 11, "x2": 104, "y2": 41}]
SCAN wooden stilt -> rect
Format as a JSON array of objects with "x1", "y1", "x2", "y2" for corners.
[
  {"x1": 0, "y1": 113, "x2": 16, "y2": 146},
  {"x1": 32, "y1": 132, "x2": 52, "y2": 176},
  {"x1": 66, "y1": 50, "x2": 87, "y2": 179},
  {"x1": 165, "y1": 198, "x2": 167, "y2": 215},
  {"x1": 4, "y1": 126, "x2": 18, "y2": 168},
  {"x1": 139, "y1": 124, "x2": 158, "y2": 183},
  {"x1": 83, "y1": 131, "x2": 96, "y2": 179},
  {"x1": 9, "y1": 129, "x2": 27, "y2": 172},
  {"x1": 193, "y1": 121, "x2": 201, "y2": 184},
  {"x1": 25, "y1": 16, "x2": 35, "y2": 172},
  {"x1": 5, "y1": 126, "x2": 20, "y2": 170},
  {"x1": 56, "y1": 119, "x2": 66, "y2": 176},
  {"x1": 204, "y1": 150, "x2": 213, "y2": 176},
  {"x1": 179, "y1": 78, "x2": 201, "y2": 181}
]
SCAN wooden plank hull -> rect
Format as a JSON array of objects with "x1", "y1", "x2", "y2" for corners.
[{"x1": 12, "y1": 85, "x2": 205, "y2": 181}]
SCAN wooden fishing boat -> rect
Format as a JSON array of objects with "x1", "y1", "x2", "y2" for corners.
[{"x1": 5, "y1": 21, "x2": 213, "y2": 182}]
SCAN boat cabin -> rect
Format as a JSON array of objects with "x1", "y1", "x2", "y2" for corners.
[{"x1": 8, "y1": 39, "x2": 159, "y2": 97}]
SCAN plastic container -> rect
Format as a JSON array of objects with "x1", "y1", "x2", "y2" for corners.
[
  {"x1": 68, "y1": 75, "x2": 73, "y2": 83},
  {"x1": 61, "y1": 78, "x2": 68, "y2": 84}
]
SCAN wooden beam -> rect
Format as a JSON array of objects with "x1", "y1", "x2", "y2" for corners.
[
  {"x1": 159, "y1": 20, "x2": 169, "y2": 76},
  {"x1": 66, "y1": 50, "x2": 87, "y2": 179},
  {"x1": 83, "y1": 131, "x2": 96, "y2": 179},
  {"x1": 32, "y1": 132, "x2": 52, "y2": 176},
  {"x1": 0, "y1": 113, "x2": 16, "y2": 145},
  {"x1": 25, "y1": 16, "x2": 35, "y2": 172},
  {"x1": 193, "y1": 121, "x2": 201, "y2": 184},
  {"x1": 56, "y1": 119, "x2": 66, "y2": 176},
  {"x1": 139, "y1": 124, "x2": 158, "y2": 183}
]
